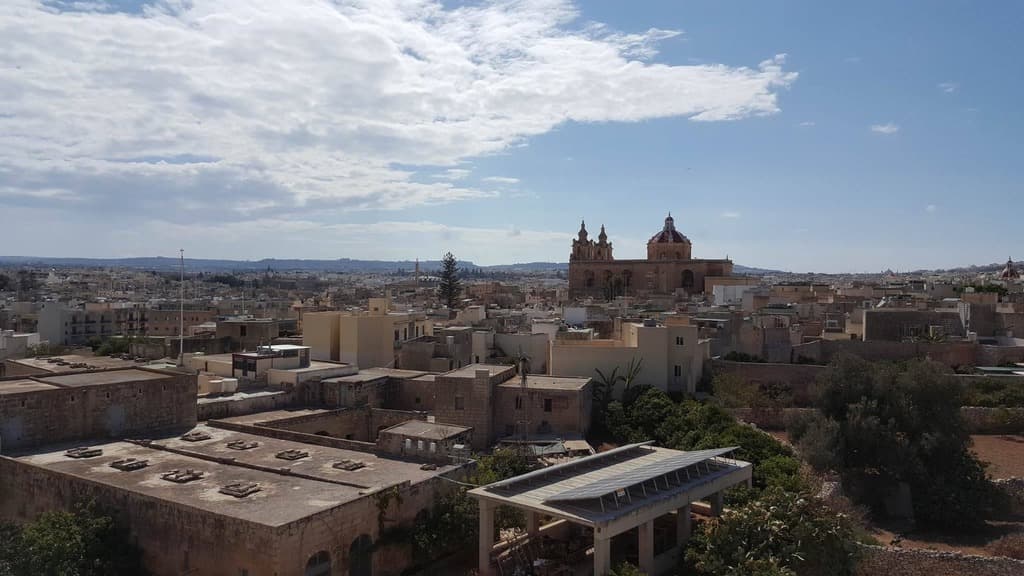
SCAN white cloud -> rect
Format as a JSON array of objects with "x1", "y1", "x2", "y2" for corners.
[
  {"x1": 798, "y1": 121, "x2": 815, "y2": 127},
  {"x1": 925, "y1": 204, "x2": 937, "y2": 213},
  {"x1": 870, "y1": 123, "x2": 900, "y2": 135},
  {"x1": 720, "y1": 211, "x2": 741, "y2": 219},
  {"x1": 0, "y1": 0, "x2": 797, "y2": 257},
  {"x1": 938, "y1": 82, "x2": 958, "y2": 93},
  {"x1": 435, "y1": 168, "x2": 471, "y2": 181},
  {"x1": 482, "y1": 176, "x2": 520, "y2": 184}
]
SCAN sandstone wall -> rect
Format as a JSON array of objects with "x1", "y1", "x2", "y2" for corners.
[
  {"x1": 0, "y1": 369, "x2": 196, "y2": 451},
  {"x1": 855, "y1": 545, "x2": 1024, "y2": 576}
]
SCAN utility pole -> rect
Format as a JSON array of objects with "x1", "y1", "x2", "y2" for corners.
[{"x1": 178, "y1": 249, "x2": 184, "y2": 366}]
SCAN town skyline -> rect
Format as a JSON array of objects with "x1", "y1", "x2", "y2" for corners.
[{"x1": 3, "y1": 1, "x2": 1022, "y2": 271}]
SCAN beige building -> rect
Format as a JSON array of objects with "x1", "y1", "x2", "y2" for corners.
[
  {"x1": 550, "y1": 319, "x2": 707, "y2": 395},
  {"x1": 303, "y1": 298, "x2": 432, "y2": 369}
]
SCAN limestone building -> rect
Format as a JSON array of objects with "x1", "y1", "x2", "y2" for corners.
[{"x1": 568, "y1": 214, "x2": 733, "y2": 299}]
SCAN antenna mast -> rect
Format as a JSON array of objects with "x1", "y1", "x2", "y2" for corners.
[{"x1": 178, "y1": 249, "x2": 185, "y2": 366}]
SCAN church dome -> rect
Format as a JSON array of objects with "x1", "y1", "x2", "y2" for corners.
[
  {"x1": 648, "y1": 213, "x2": 690, "y2": 244},
  {"x1": 1001, "y1": 257, "x2": 1019, "y2": 279}
]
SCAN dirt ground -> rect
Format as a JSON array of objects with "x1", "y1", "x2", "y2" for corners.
[{"x1": 970, "y1": 435, "x2": 1024, "y2": 479}]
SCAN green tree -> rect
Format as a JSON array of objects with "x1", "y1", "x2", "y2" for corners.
[
  {"x1": 789, "y1": 354, "x2": 1001, "y2": 530},
  {"x1": 686, "y1": 488, "x2": 859, "y2": 576},
  {"x1": 437, "y1": 251, "x2": 461, "y2": 313},
  {"x1": 0, "y1": 501, "x2": 145, "y2": 576},
  {"x1": 411, "y1": 449, "x2": 534, "y2": 562},
  {"x1": 0, "y1": 273, "x2": 11, "y2": 291}
]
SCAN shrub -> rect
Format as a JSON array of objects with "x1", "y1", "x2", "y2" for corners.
[
  {"x1": 791, "y1": 354, "x2": 1001, "y2": 530},
  {"x1": 686, "y1": 488, "x2": 859, "y2": 576}
]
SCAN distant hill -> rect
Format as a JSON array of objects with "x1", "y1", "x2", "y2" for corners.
[{"x1": 0, "y1": 255, "x2": 775, "y2": 274}]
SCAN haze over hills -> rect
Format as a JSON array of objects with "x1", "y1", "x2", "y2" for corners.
[{"x1": 0, "y1": 255, "x2": 786, "y2": 275}]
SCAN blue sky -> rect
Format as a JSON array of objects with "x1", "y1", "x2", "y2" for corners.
[{"x1": 1, "y1": 1, "x2": 1020, "y2": 272}]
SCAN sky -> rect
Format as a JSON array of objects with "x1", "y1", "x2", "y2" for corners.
[{"x1": 0, "y1": 1, "x2": 1021, "y2": 272}]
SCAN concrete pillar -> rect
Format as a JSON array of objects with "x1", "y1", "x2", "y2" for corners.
[
  {"x1": 594, "y1": 531, "x2": 612, "y2": 576},
  {"x1": 677, "y1": 504, "x2": 692, "y2": 545},
  {"x1": 478, "y1": 500, "x2": 495, "y2": 576},
  {"x1": 710, "y1": 491, "x2": 724, "y2": 517},
  {"x1": 638, "y1": 520, "x2": 655, "y2": 574},
  {"x1": 526, "y1": 511, "x2": 541, "y2": 537}
]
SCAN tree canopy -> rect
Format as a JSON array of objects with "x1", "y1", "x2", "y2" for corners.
[
  {"x1": 437, "y1": 251, "x2": 461, "y2": 311},
  {"x1": 788, "y1": 354, "x2": 1001, "y2": 530},
  {"x1": 0, "y1": 501, "x2": 145, "y2": 576},
  {"x1": 686, "y1": 488, "x2": 859, "y2": 576}
]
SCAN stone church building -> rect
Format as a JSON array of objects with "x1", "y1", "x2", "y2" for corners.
[{"x1": 568, "y1": 214, "x2": 732, "y2": 299}]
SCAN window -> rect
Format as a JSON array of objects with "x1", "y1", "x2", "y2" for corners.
[
  {"x1": 414, "y1": 396, "x2": 421, "y2": 405},
  {"x1": 417, "y1": 440, "x2": 425, "y2": 451},
  {"x1": 405, "y1": 438, "x2": 412, "y2": 450},
  {"x1": 454, "y1": 396, "x2": 465, "y2": 410},
  {"x1": 429, "y1": 441, "x2": 437, "y2": 453},
  {"x1": 239, "y1": 325, "x2": 247, "y2": 337},
  {"x1": 674, "y1": 365, "x2": 682, "y2": 377},
  {"x1": 394, "y1": 330, "x2": 400, "y2": 342},
  {"x1": 515, "y1": 395, "x2": 523, "y2": 410},
  {"x1": 543, "y1": 398, "x2": 552, "y2": 412},
  {"x1": 403, "y1": 327, "x2": 408, "y2": 340},
  {"x1": 675, "y1": 336, "x2": 685, "y2": 346}
]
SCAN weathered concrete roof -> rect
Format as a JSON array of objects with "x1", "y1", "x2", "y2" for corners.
[
  {"x1": 0, "y1": 379, "x2": 59, "y2": 395},
  {"x1": 8, "y1": 424, "x2": 458, "y2": 528},
  {"x1": 497, "y1": 375, "x2": 591, "y2": 391},
  {"x1": 380, "y1": 420, "x2": 471, "y2": 440},
  {"x1": 35, "y1": 369, "x2": 171, "y2": 387}
]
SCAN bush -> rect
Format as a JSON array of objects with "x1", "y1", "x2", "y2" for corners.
[
  {"x1": 0, "y1": 501, "x2": 144, "y2": 576},
  {"x1": 723, "y1": 351, "x2": 766, "y2": 363},
  {"x1": 790, "y1": 354, "x2": 1002, "y2": 530},
  {"x1": 686, "y1": 488, "x2": 859, "y2": 576},
  {"x1": 963, "y1": 377, "x2": 1024, "y2": 407},
  {"x1": 411, "y1": 449, "x2": 533, "y2": 561},
  {"x1": 606, "y1": 388, "x2": 806, "y2": 494}
]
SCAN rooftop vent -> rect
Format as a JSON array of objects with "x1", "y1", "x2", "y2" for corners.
[
  {"x1": 226, "y1": 440, "x2": 259, "y2": 451},
  {"x1": 219, "y1": 482, "x2": 261, "y2": 498},
  {"x1": 161, "y1": 469, "x2": 204, "y2": 484},
  {"x1": 181, "y1": 431, "x2": 212, "y2": 442},
  {"x1": 110, "y1": 458, "x2": 149, "y2": 471},
  {"x1": 276, "y1": 449, "x2": 309, "y2": 461},
  {"x1": 65, "y1": 447, "x2": 102, "y2": 459},
  {"x1": 332, "y1": 459, "x2": 365, "y2": 471}
]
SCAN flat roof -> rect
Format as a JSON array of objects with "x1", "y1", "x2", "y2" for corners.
[
  {"x1": 8, "y1": 424, "x2": 457, "y2": 528},
  {"x1": 469, "y1": 443, "x2": 750, "y2": 526},
  {"x1": 380, "y1": 420, "x2": 471, "y2": 440},
  {"x1": 360, "y1": 368, "x2": 428, "y2": 379},
  {"x1": 0, "y1": 379, "x2": 59, "y2": 396},
  {"x1": 324, "y1": 372, "x2": 390, "y2": 384},
  {"x1": 215, "y1": 408, "x2": 338, "y2": 427},
  {"x1": 498, "y1": 375, "x2": 591, "y2": 391},
  {"x1": 35, "y1": 369, "x2": 171, "y2": 388},
  {"x1": 9, "y1": 355, "x2": 145, "y2": 374},
  {"x1": 444, "y1": 364, "x2": 515, "y2": 379}
]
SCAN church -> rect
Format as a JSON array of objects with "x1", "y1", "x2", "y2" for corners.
[{"x1": 568, "y1": 214, "x2": 733, "y2": 299}]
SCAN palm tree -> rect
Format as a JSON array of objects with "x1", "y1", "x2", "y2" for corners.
[
  {"x1": 622, "y1": 357, "x2": 644, "y2": 393},
  {"x1": 593, "y1": 366, "x2": 621, "y2": 412}
]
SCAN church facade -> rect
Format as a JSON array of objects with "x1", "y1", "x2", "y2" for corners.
[{"x1": 568, "y1": 214, "x2": 733, "y2": 299}]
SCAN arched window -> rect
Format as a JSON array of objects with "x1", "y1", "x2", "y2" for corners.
[
  {"x1": 682, "y1": 270, "x2": 695, "y2": 289},
  {"x1": 350, "y1": 534, "x2": 373, "y2": 576},
  {"x1": 584, "y1": 270, "x2": 595, "y2": 288},
  {"x1": 305, "y1": 551, "x2": 331, "y2": 576}
]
